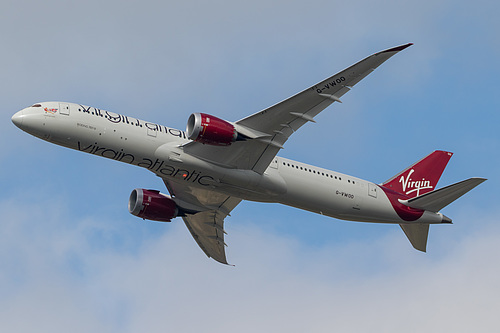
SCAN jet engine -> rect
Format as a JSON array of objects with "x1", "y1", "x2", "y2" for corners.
[
  {"x1": 128, "y1": 188, "x2": 178, "y2": 222},
  {"x1": 186, "y1": 113, "x2": 238, "y2": 146}
]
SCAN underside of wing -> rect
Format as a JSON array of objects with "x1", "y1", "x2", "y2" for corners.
[
  {"x1": 182, "y1": 209, "x2": 232, "y2": 264},
  {"x1": 163, "y1": 179, "x2": 241, "y2": 264},
  {"x1": 182, "y1": 43, "x2": 412, "y2": 173}
]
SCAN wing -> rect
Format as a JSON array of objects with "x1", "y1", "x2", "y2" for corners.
[
  {"x1": 183, "y1": 43, "x2": 413, "y2": 173},
  {"x1": 163, "y1": 179, "x2": 241, "y2": 264}
]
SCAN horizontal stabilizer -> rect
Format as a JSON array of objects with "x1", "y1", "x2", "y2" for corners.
[
  {"x1": 400, "y1": 178, "x2": 486, "y2": 212},
  {"x1": 400, "y1": 223, "x2": 429, "y2": 252}
]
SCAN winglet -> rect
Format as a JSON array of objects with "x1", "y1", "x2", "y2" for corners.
[{"x1": 382, "y1": 43, "x2": 413, "y2": 53}]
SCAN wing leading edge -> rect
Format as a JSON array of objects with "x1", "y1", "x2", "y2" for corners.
[{"x1": 182, "y1": 43, "x2": 413, "y2": 173}]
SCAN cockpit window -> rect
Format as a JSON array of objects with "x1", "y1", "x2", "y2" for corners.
[{"x1": 31, "y1": 104, "x2": 42, "y2": 107}]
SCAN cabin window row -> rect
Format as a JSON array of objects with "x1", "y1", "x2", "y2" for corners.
[{"x1": 282, "y1": 162, "x2": 355, "y2": 184}]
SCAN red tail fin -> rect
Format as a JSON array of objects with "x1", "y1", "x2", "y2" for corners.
[{"x1": 382, "y1": 151, "x2": 453, "y2": 198}]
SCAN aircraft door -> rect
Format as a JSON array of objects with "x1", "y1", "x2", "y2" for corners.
[
  {"x1": 59, "y1": 103, "x2": 70, "y2": 115},
  {"x1": 368, "y1": 183, "x2": 377, "y2": 198},
  {"x1": 269, "y1": 159, "x2": 278, "y2": 169},
  {"x1": 146, "y1": 123, "x2": 157, "y2": 137},
  {"x1": 353, "y1": 182, "x2": 363, "y2": 210}
]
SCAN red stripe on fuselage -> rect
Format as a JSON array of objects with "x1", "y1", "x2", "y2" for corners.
[{"x1": 379, "y1": 185, "x2": 424, "y2": 221}]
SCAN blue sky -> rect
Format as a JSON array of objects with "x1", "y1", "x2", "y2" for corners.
[{"x1": 1, "y1": 0, "x2": 499, "y2": 331}]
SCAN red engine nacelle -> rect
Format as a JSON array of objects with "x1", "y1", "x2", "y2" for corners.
[
  {"x1": 128, "y1": 188, "x2": 178, "y2": 222},
  {"x1": 186, "y1": 113, "x2": 237, "y2": 146}
]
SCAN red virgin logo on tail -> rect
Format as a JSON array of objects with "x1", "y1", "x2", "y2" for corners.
[{"x1": 399, "y1": 169, "x2": 433, "y2": 197}]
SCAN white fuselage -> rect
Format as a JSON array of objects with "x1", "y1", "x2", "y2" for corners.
[{"x1": 12, "y1": 102, "x2": 446, "y2": 225}]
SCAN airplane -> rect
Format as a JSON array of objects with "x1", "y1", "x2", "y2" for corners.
[{"x1": 11, "y1": 43, "x2": 486, "y2": 264}]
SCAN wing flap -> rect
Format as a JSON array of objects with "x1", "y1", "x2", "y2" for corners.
[
  {"x1": 183, "y1": 209, "x2": 229, "y2": 264},
  {"x1": 163, "y1": 179, "x2": 241, "y2": 264}
]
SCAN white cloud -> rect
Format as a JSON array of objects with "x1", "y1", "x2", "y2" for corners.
[{"x1": 1, "y1": 196, "x2": 499, "y2": 332}]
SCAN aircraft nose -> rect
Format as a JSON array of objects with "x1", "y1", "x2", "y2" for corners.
[{"x1": 11, "y1": 109, "x2": 24, "y2": 128}]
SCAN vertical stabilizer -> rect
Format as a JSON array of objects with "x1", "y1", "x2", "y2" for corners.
[
  {"x1": 400, "y1": 224, "x2": 429, "y2": 252},
  {"x1": 382, "y1": 151, "x2": 453, "y2": 198}
]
